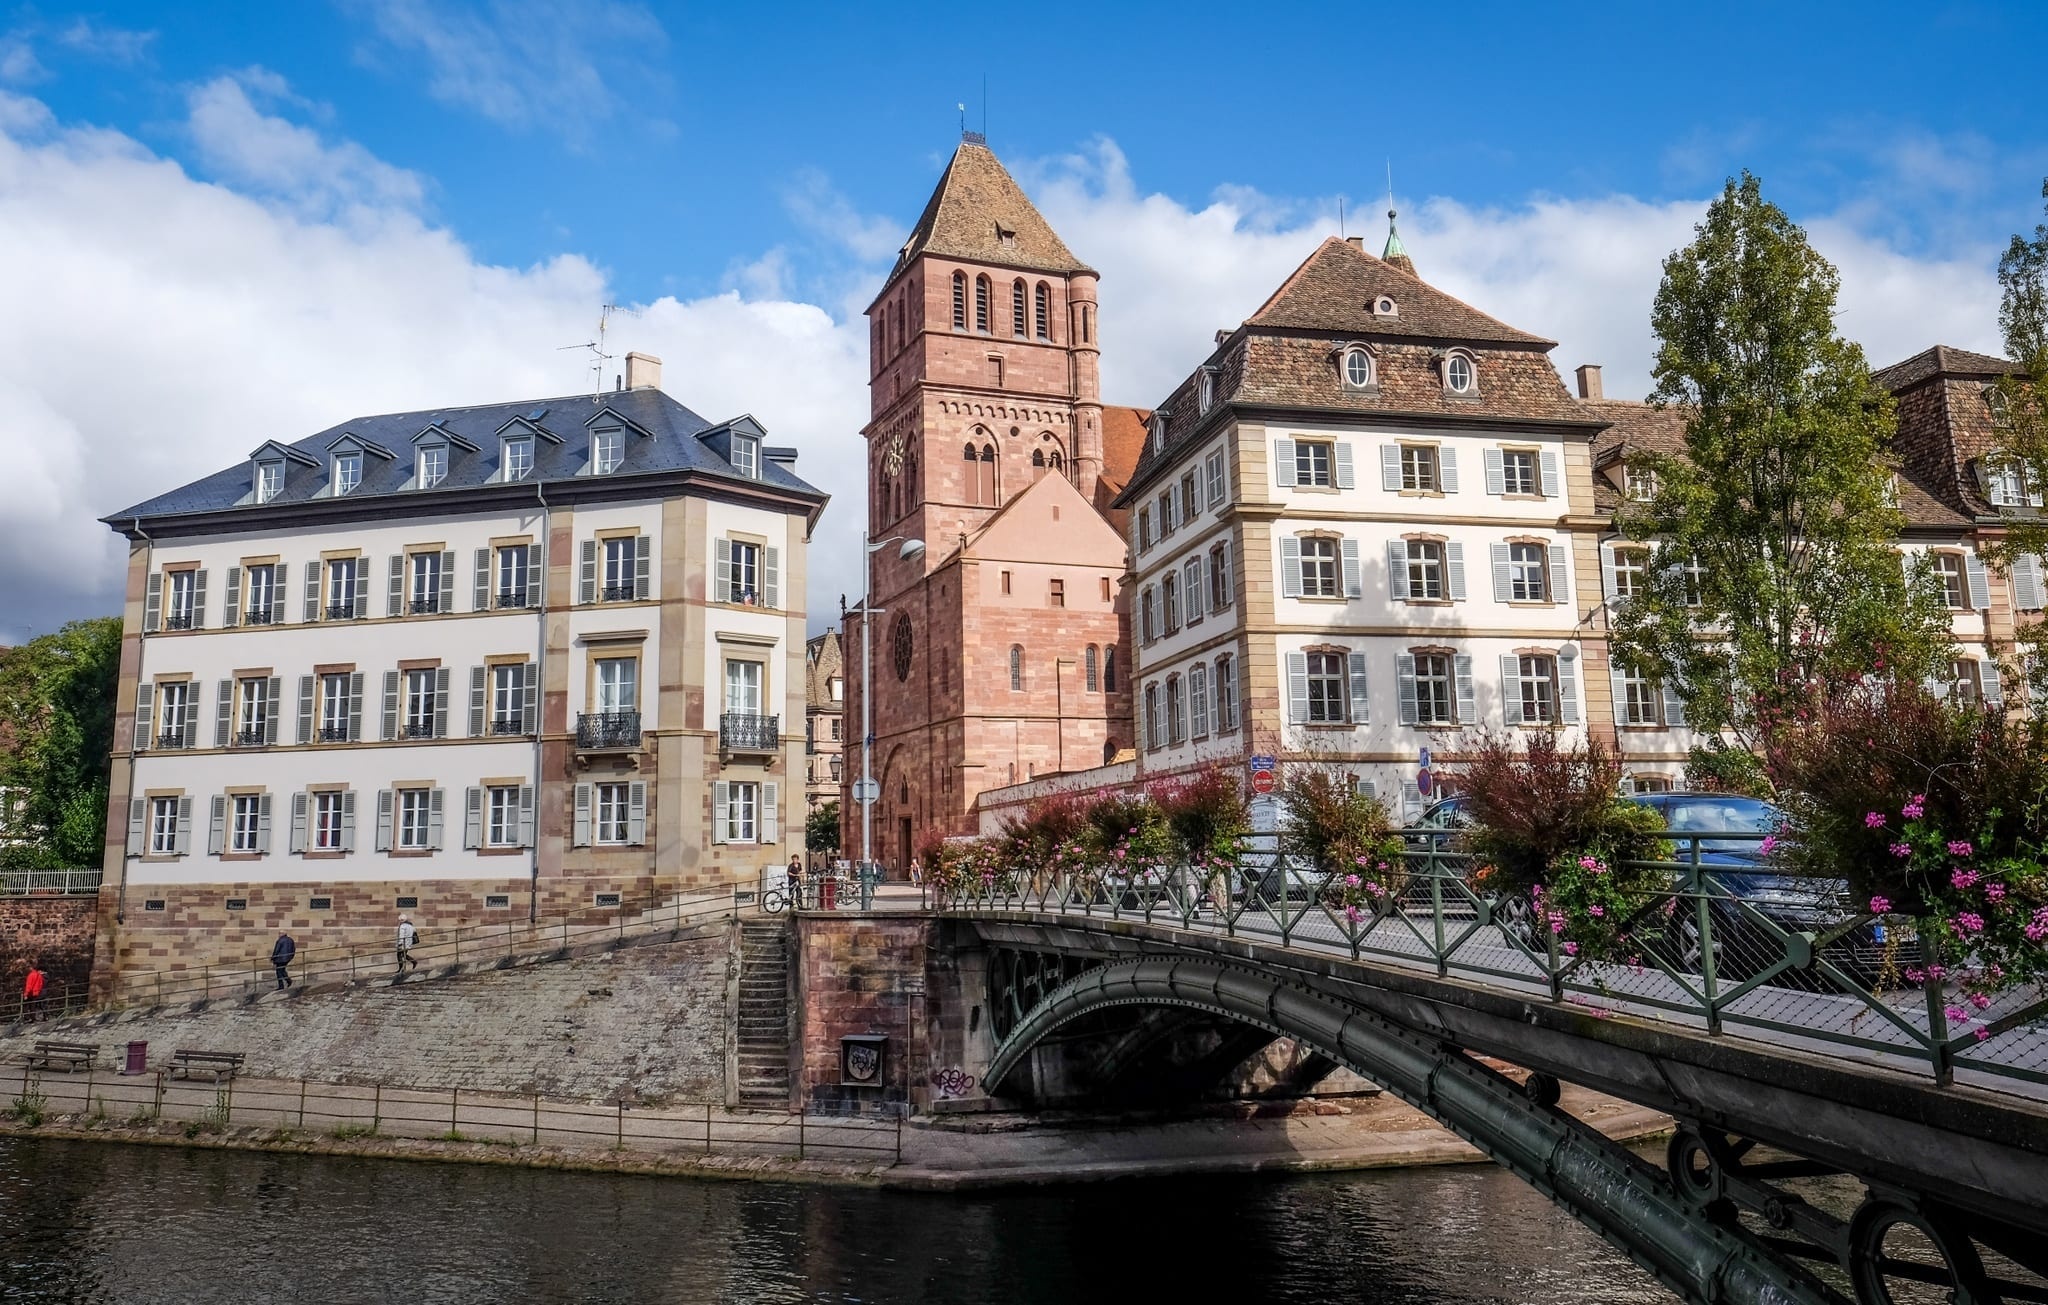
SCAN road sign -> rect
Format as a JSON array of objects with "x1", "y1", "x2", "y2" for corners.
[
  {"x1": 852, "y1": 779, "x2": 880, "y2": 804},
  {"x1": 1249, "y1": 754, "x2": 1277, "y2": 773},
  {"x1": 1250, "y1": 768, "x2": 1277, "y2": 795},
  {"x1": 1418, "y1": 747, "x2": 1432, "y2": 769},
  {"x1": 1417, "y1": 767, "x2": 1433, "y2": 797}
]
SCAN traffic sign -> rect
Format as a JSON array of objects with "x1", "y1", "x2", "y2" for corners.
[
  {"x1": 1250, "y1": 769, "x2": 1277, "y2": 795},
  {"x1": 1418, "y1": 747, "x2": 1432, "y2": 769},
  {"x1": 1249, "y1": 754, "x2": 1277, "y2": 773},
  {"x1": 852, "y1": 779, "x2": 880, "y2": 804},
  {"x1": 1417, "y1": 767, "x2": 1433, "y2": 797}
]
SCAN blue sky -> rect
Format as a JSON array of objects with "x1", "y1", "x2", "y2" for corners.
[{"x1": 0, "y1": 0, "x2": 2043, "y2": 638}]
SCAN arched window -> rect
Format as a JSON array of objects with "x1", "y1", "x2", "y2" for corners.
[
  {"x1": 1009, "y1": 645, "x2": 1024, "y2": 691},
  {"x1": 1012, "y1": 279, "x2": 1027, "y2": 335},
  {"x1": 979, "y1": 442, "x2": 997, "y2": 506},
  {"x1": 963, "y1": 441, "x2": 979, "y2": 461},
  {"x1": 1034, "y1": 283, "x2": 1052, "y2": 340},
  {"x1": 974, "y1": 276, "x2": 991, "y2": 333},
  {"x1": 1049, "y1": 450, "x2": 1063, "y2": 470},
  {"x1": 1443, "y1": 350, "x2": 1478, "y2": 395},
  {"x1": 1104, "y1": 647, "x2": 1117, "y2": 691},
  {"x1": 1085, "y1": 645, "x2": 1099, "y2": 691},
  {"x1": 1030, "y1": 448, "x2": 1046, "y2": 477},
  {"x1": 951, "y1": 272, "x2": 966, "y2": 330}
]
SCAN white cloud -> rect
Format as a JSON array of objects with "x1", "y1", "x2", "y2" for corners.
[
  {"x1": 52, "y1": 19, "x2": 156, "y2": 65},
  {"x1": 184, "y1": 71, "x2": 426, "y2": 213},
  {"x1": 0, "y1": 35, "x2": 45, "y2": 85}
]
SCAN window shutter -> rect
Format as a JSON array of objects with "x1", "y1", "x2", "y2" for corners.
[
  {"x1": 1454, "y1": 655, "x2": 1476, "y2": 725},
  {"x1": 1216, "y1": 549, "x2": 1232, "y2": 607},
  {"x1": 304, "y1": 560, "x2": 321, "y2": 621},
  {"x1": 1207, "y1": 451, "x2": 1225, "y2": 506},
  {"x1": 1380, "y1": 444, "x2": 1401, "y2": 491},
  {"x1": 1610, "y1": 664, "x2": 1632, "y2": 727},
  {"x1": 290, "y1": 793, "x2": 308, "y2": 853},
  {"x1": 1662, "y1": 679, "x2": 1689, "y2": 727},
  {"x1": 1190, "y1": 665, "x2": 1209, "y2": 736},
  {"x1": 1280, "y1": 536, "x2": 1303, "y2": 598},
  {"x1": 1333, "y1": 441, "x2": 1356, "y2": 489},
  {"x1": 182, "y1": 687, "x2": 198, "y2": 744},
  {"x1": 265, "y1": 677, "x2": 282, "y2": 744},
  {"x1": 1499, "y1": 656, "x2": 1521, "y2": 723},
  {"x1": 1347, "y1": 652, "x2": 1369, "y2": 723},
  {"x1": 1601, "y1": 545, "x2": 1619, "y2": 603},
  {"x1": 1185, "y1": 559, "x2": 1205, "y2": 620},
  {"x1": 628, "y1": 781, "x2": 647, "y2": 846},
  {"x1": 126, "y1": 799, "x2": 146, "y2": 857},
  {"x1": 1558, "y1": 656, "x2": 1580, "y2": 724},
  {"x1": 297, "y1": 676, "x2": 314, "y2": 745},
  {"x1": 438, "y1": 551, "x2": 456, "y2": 612},
  {"x1": 1539, "y1": 451, "x2": 1561, "y2": 498},
  {"x1": 1483, "y1": 448, "x2": 1505, "y2": 495},
  {"x1": 132, "y1": 682, "x2": 153, "y2": 752},
  {"x1": 464, "y1": 787, "x2": 482, "y2": 849},
  {"x1": 1396, "y1": 654, "x2": 1418, "y2": 725},
  {"x1": 711, "y1": 781, "x2": 729, "y2": 844},
  {"x1": 1984, "y1": 661, "x2": 2005, "y2": 707},
  {"x1": 214, "y1": 679, "x2": 232, "y2": 747},
  {"x1": 189, "y1": 569, "x2": 208, "y2": 628},
  {"x1": 469, "y1": 665, "x2": 487, "y2": 737},
  {"x1": 224, "y1": 566, "x2": 242, "y2": 627},
  {"x1": 474, "y1": 549, "x2": 491, "y2": 610},
  {"x1": 1548, "y1": 547, "x2": 1569, "y2": 606},
  {"x1": 2015, "y1": 555, "x2": 2047, "y2": 612},
  {"x1": 573, "y1": 783, "x2": 592, "y2": 847},
  {"x1": 1490, "y1": 544, "x2": 1512, "y2": 603},
  {"x1": 1446, "y1": 542, "x2": 1468, "y2": 601},
  {"x1": 353, "y1": 564, "x2": 369, "y2": 618},
  {"x1": 1273, "y1": 439, "x2": 1296, "y2": 488},
  {"x1": 341, "y1": 791, "x2": 357, "y2": 852},
  {"x1": 517, "y1": 786, "x2": 535, "y2": 847},
  {"x1": 144, "y1": 573, "x2": 163, "y2": 632},
  {"x1": 387, "y1": 554, "x2": 404, "y2": 616},
  {"x1": 635, "y1": 535, "x2": 652, "y2": 600},
  {"x1": 1386, "y1": 541, "x2": 1408, "y2": 600},
  {"x1": 208, "y1": 794, "x2": 226, "y2": 855},
  {"x1": 348, "y1": 673, "x2": 364, "y2": 743},
  {"x1": 522, "y1": 664, "x2": 539, "y2": 734},
  {"x1": 428, "y1": 787, "x2": 445, "y2": 850},
  {"x1": 433, "y1": 667, "x2": 451, "y2": 738},
  {"x1": 761, "y1": 782, "x2": 779, "y2": 844},
  {"x1": 713, "y1": 538, "x2": 731, "y2": 603},
  {"x1": 1965, "y1": 555, "x2": 1992, "y2": 610},
  {"x1": 1287, "y1": 652, "x2": 1310, "y2": 724},
  {"x1": 1341, "y1": 538, "x2": 1362, "y2": 598},
  {"x1": 579, "y1": 539, "x2": 598, "y2": 604},
  {"x1": 524, "y1": 544, "x2": 543, "y2": 608},
  {"x1": 1439, "y1": 449, "x2": 1460, "y2": 494},
  {"x1": 381, "y1": 670, "x2": 400, "y2": 741},
  {"x1": 175, "y1": 797, "x2": 194, "y2": 855},
  {"x1": 763, "y1": 546, "x2": 780, "y2": 610}
]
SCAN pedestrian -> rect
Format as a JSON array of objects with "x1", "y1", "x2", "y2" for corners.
[
  {"x1": 20, "y1": 961, "x2": 45, "y2": 1022},
  {"x1": 271, "y1": 931, "x2": 297, "y2": 990},
  {"x1": 909, "y1": 857, "x2": 923, "y2": 888},
  {"x1": 395, "y1": 915, "x2": 419, "y2": 976},
  {"x1": 786, "y1": 853, "x2": 805, "y2": 907}
]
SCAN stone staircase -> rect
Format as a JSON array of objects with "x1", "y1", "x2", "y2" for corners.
[{"x1": 735, "y1": 920, "x2": 794, "y2": 1107}]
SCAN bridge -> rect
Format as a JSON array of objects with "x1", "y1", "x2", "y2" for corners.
[{"x1": 923, "y1": 841, "x2": 2048, "y2": 1305}]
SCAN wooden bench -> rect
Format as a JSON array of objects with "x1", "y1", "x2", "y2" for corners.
[
  {"x1": 168, "y1": 1048, "x2": 245, "y2": 1082},
  {"x1": 25, "y1": 1041, "x2": 97, "y2": 1073}
]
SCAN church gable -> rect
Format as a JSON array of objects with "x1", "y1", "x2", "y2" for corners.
[
  {"x1": 964, "y1": 468, "x2": 1126, "y2": 566},
  {"x1": 888, "y1": 138, "x2": 1092, "y2": 283}
]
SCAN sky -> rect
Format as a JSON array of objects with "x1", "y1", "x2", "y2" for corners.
[{"x1": 0, "y1": 0, "x2": 2044, "y2": 643}]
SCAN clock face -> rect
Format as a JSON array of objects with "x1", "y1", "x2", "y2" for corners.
[
  {"x1": 883, "y1": 432, "x2": 906, "y2": 476},
  {"x1": 891, "y1": 614, "x2": 914, "y2": 682}
]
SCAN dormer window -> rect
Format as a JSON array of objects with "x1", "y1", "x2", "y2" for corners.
[
  {"x1": 503, "y1": 436, "x2": 533, "y2": 482},
  {"x1": 1150, "y1": 412, "x2": 1169, "y2": 453},
  {"x1": 333, "y1": 452, "x2": 362, "y2": 496},
  {"x1": 1372, "y1": 296, "x2": 1398, "y2": 318},
  {"x1": 418, "y1": 445, "x2": 447, "y2": 489},
  {"x1": 1624, "y1": 463, "x2": 1659, "y2": 501},
  {"x1": 1198, "y1": 370, "x2": 1215, "y2": 414},
  {"x1": 1985, "y1": 386, "x2": 2011, "y2": 427},
  {"x1": 592, "y1": 428, "x2": 623, "y2": 475},
  {"x1": 732, "y1": 433, "x2": 759, "y2": 478},
  {"x1": 1341, "y1": 348, "x2": 1375, "y2": 390},
  {"x1": 254, "y1": 459, "x2": 283, "y2": 504},
  {"x1": 1444, "y1": 351, "x2": 1478, "y2": 395},
  {"x1": 1981, "y1": 457, "x2": 2041, "y2": 510}
]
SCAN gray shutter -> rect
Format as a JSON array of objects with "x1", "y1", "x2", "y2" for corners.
[
  {"x1": 189, "y1": 569, "x2": 208, "y2": 628},
  {"x1": 711, "y1": 781, "x2": 728, "y2": 844},
  {"x1": 438, "y1": 551, "x2": 456, "y2": 612},
  {"x1": 175, "y1": 797, "x2": 194, "y2": 855},
  {"x1": 525, "y1": 544, "x2": 543, "y2": 608},
  {"x1": 1380, "y1": 444, "x2": 1401, "y2": 491},
  {"x1": 1490, "y1": 544, "x2": 1512, "y2": 603},
  {"x1": 1396, "y1": 654, "x2": 1418, "y2": 725},
  {"x1": 1454, "y1": 655, "x2": 1476, "y2": 725},
  {"x1": 1273, "y1": 439, "x2": 1296, "y2": 488},
  {"x1": 182, "y1": 685, "x2": 198, "y2": 743},
  {"x1": 1601, "y1": 545, "x2": 1619, "y2": 602},
  {"x1": 1439, "y1": 448, "x2": 1460, "y2": 494},
  {"x1": 761, "y1": 782, "x2": 779, "y2": 844},
  {"x1": 144, "y1": 572, "x2": 163, "y2": 632},
  {"x1": 1280, "y1": 536, "x2": 1303, "y2": 598},
  {"x1": 1983, "y1": 661, "x2": 2005, "y2": 707},
  {"x1": 573, "y1": 783, "x2": 592, "y2": 847},
  {"x1": 1333, "y1": 441, "x2": 1355, "y2": 489},
  {"x1": 1965, "y1": 555, "x2": 1992, "y2": 610},
  {"x1": 1662, "y1": 679, "x2": 1689, "y2": 727},
  {"x1": 763, "y1": 546, "x2": 780, "y2": 610},
  {"x1": 126, "y1": 798, "x2": 146, "y2": 856},
  {"x1": 469, "y1": 665, "x2": 487, "y2": 737},
  {"x1": 1287, "y1": 652, "x2": 1310, "y2": 724},
  {"x1": 382, "y1": 670, "x2": 400, "y2": 741},
  {"x1": 214, "y1": 679, "x2": 232, "y2": 747},
  {"x1": 1190, "y1": 666, "x2": 1209, "y2": 736},
  {"x1": 428, "y1": 787, "x2": 445, "y2": 850},
  {"x1": 224, "y1": 566, "x2": 242, "y2": 627},
  {"x1": 521, "y1": 664, "x2": 538, "y2": 734},
  {"x1": 341, "y1": 791, "x2": 357, "y2": 852},
  {"x1": 1347, "y1": 652, "x2": 1369, "y2": 724},
  {"x1": 2014, "y1": 555, "x2": 2046, "y2": 612},
  {"x1": 1499, "y1": 656, "x2": 1521, "y2": 724},
  {"x1": 265, "y1": 677, "x2": 281, "y2": 744},
  {"x1": 517, "y1": 786, "x2": 535, "y2": 848},
  {"x1": 464, "y1": 787, "x2": 482, "y2": 849},
  {"x1": 628, "y1": 782, "x2": 647, "y2": 846},
  {"x1": 297, "y1": 675, "x2": 314, "y2": 744},
  {"x1": 579, "y1": 539, "x2": 598, "y2": 604},
  {"x1": 474, "y1": 549, "x2": 491, "y2": 611},
  {"x1": 1446, "y1": 542, "x2": 1468, "y2": 601},
  {"x1": 713, "y1": 538, "x2": 732, "y2": 603},
  {"x1": 290, "y1": 793, "x2": 308, "y2": 854},
  {"x1": 1558, "y1": 655, "x2": 1580, "y2": 724},
  {"x1": 1539, "y1": 451, "x2": 1561, "y2": 498},
  {"x1": 1610, "y1": 663, "x2": 1633, "y2": 727},
  {"x1": 433, "y1": 667, "x2": 451, "y2": 739},
  {"x1": 1341, "y1": 538, "x2": 1362, "y2": 598},
  {"x1": 304, "y1": 560, "x2": 320, "y2": 621},
  {"x1": 1483, "y1": 448, "x2": 1505, "y2": 495},
  {"x1": 348, "y1": 673, "x2": 364, "y2": 743},
  {"x1": 352, "y1": 563, "x2": 369, "y2": 618},
  {"x1": 635, "y1": 535, "x2": 652, "y2": 600},
  {"x1": 132, "y1": 682, "x2": 153, "y2": 752},
  {"x1": 207, "y1": 795, "x2": 226, "y2": 855},
  {"x1": 387, "y1": 554, "x2": 404, "y2": 616},
  {"x1": 1548, "y1": 546, "x2": 1569, "y2": 606},
  {"x1": 1386, "y1": 540, "x2": 1409, "y2": 600},
  {"x1": 375, "y1": 789, "x2": 393, "y2": 852}
]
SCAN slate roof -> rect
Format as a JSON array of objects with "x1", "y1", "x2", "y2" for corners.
[
  {"x1": 1872, "y1": 345, "x2": 2020, "y2": 392},
  {"x1": 886, "y1": 139, "x2": 1091, "y2": 285},
  {"x1": 104, "y1": 387, "x2": 825, "y2": 526},
  {"x1": 1247, "y1": 237, "x2": 1554, "y2": 346}
]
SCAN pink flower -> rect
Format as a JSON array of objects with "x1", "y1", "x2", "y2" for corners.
[
  {"x1": 1345, "y1": 874, "x2": 1362, "y2": 888},
  {"x1": 1903, "y1": 794, "x2": 1926, "y2": 819},
  {"x1": 1904, "y1": 967, "x2": 1926, "y2": 984},
  {"x1": 1365, "y1": 882, "x2": 1384, "y2": 896},
  {"x1": 1578, "y1": 856, "x2": 1599, "y2": 870},
  {"x1": 1865, "y1": 812, "x2": 1887, "y2": 829},
  {"x1": 1974, "y1": 1028, "x2": 1991, "y2": 1042},
  {"x1": 1968, "y1": 992, "x2": 1992, "y2": 1010},
  {"x1": 1944, "y1": 1004, "x2": 1968, "y2": 1022},
  {"x1": 1890, "y1": 843, "x2": 1912, "y2": 858},
  {"x1": 1758, "y1": 835, "x2": 1779, "y2": 855},
  {"x1": 1562, "y1": 941, "x2": 1579, "y2": 956},
  {"x1": 1954, "y1": 912, "x2": 1985, "y2": 934},
  {"x1": 1986, "y1": 884, "x2": 2006, "y2": 902},
  {"x1": 1869, "y1": 895, "x2": 1892, "y2": 914},
  {"x1": 1589, "y1": 905, "x2": 1605, "y2": 918},
  {"x1": 1951, "y1": 868, "x2": 1980, "y2": 890},
  {"x1": 1947, "y1": 841, "x2": 1973, "y2": 857},
  {"x1": 1343, "y1": 905, "x2": 1363, "y2": 923}
]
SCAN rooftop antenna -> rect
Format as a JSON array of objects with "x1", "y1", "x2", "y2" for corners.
[
  {"x1": 957, "y1": 101, "x2": 965, "y2": 134},
  {"x1": 558, "y1": 303, "x2": 638, "y2": 403},
  {"x1": 1339, "y1": 197, "x2": 1346, "y2": 238},
  {"x1": 1386, "y1": 160, "x2": 1395, "y2": 218},
  {"x1": 981, "y1": 74, "x2": 987, "y2": 140}
]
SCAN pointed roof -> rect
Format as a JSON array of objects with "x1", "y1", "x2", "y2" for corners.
[
  {"x1": 959, "y1": 462, "x2": 1125, "y2": 565},
  {"x1": 1381, "y1": 209, "x2": 1415, "y2": 277},
  {"x1": 887, "y1": 137, "x2": 1092, "y2": 285},
  {"x1": 1247, "y1": 236, "x2": 1552, "y2": 346},
  {"x1": 1872, "y1": 345, "x2": 2020, "y2": 393}
]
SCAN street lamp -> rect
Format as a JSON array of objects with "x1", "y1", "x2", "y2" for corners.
[{"x1": 855, "y1": 532, "x2": 926, "y2": 886}]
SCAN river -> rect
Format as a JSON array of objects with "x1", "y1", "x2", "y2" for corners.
[{"x1": 0, "y1": 1136, "x2": 1670, "y2": 1304}]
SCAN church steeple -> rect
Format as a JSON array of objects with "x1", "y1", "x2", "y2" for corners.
[{"x1": 1382, "y1": 208, "x2": 1416, "y2": 277}]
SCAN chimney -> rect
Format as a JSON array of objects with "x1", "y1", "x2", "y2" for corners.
[
  {"x1": 1575, "y1": 364, "x2": 1603, "y2": 401},
  {"x1": 625, "y1": 352, "x2": 663, "y2": 391},
  {"x1": 1343, "y1": 235, "x2": 1364, "y2": 249}
]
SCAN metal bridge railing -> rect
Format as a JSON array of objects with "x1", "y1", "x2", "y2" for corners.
[
  {"x1": 935, "y1": 831, "x2": 2048, "y2": 1098},
  {"x1": 0, "y1": 868, "x2": 102, "y2": 896}
]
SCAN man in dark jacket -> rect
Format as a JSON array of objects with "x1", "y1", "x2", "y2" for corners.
[{"x1": 271, "y1": 932, "x2": 297, "y2": 990}]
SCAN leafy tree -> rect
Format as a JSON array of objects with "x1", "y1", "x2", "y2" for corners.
[
  {"x1": 805, "y1": 799, "x2": 841, "y2": 855},
  {"x1": 1611, "y1": 173, "x2": 1952, "y2": 749},
  {"x1": 0, "y1": 618, "x2": 122, "y2": 869},
  {"x1": 1987, "y1": 179, "x2": 2048, "y2": 688}
]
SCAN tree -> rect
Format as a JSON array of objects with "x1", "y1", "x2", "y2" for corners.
[
  {"x1": 1611, "y1": 172, "x2": 1953, "y2": 749},
  {"x1": 0, "y1": 618, "x2": 122, "y2": 869},
  {"x1": 1987, "y1": 178, "x2": 2048, "y2": 690},
  {"x1": 805, "y1": 800, "x2": 841, "y2": 855}
]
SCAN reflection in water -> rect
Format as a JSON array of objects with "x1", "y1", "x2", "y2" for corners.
[{"x1": 0, "y1": 1137, "x2": 1670, "y2": 1304}]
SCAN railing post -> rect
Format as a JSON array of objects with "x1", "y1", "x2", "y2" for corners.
[
  {"x1": 373, "y1": 1081, "x2": 382, "y2": 1133},
  {"x1": 452, "y1": 1086, "x2": 460, "y2": 1135},
  {"x1": 798, "y1": 1110, "x2": 806, "y2": 1160},
  {"x1": 1919, "y1": 932, "x2": 1954, "y2": 1086},
  {"x1": 533, "y1": 1092, "x2": 541, "y2": 1145},
  {"x1": 298, "y1": 1078, "x2": 306, "y2": 1129},
  {"x1": 1431, "y1": 839, "x2": 1448, "y2": 977},
  {"x1": 1692, "y1": 840, "x2": 1721, "y2": 1035}
]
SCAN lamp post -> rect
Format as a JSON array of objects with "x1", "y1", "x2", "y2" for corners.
[{"x1": 857, "y1": 532, "x2": 926, "y2": 886}]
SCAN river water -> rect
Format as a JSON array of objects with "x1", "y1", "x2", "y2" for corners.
[{"x1": 0, "y1": 1136, "x2": 1669, "y2": 1304}]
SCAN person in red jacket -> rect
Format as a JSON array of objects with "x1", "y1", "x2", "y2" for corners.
[{"x1": 20, "y1": 962, "x2": 46, "y2": 1022}]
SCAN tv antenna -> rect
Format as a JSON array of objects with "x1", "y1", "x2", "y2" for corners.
[{"x1": 558, "y1": 303, "x2": 638, "y2": 402}]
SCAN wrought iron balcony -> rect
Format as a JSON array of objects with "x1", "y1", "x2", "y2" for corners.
[
  {"x1": 154, "y1": 732, "x2": 190, "y2": 751},
  {"x1": 325, "y1": 603, "x2": 356, "y2": 621},
  {"x1": 318, "y1": 724, "x2": 352, "y2": 743},
  {"x1": 402, "y1": 721, "x2": 438, "y2": 740},
  {"x1": 233, "y1": 727, "x2": 267, "y2": 747},
  {"x1": 600, "y1": 583, "x2": 636, "y2": 603},
  {"x1": 409, "y1": 597, "x2": 441, "y2": 615},
  {"x1": 242, "y1": 607, "x2": 276, "y2": 626},
  {"x1": 490, "y1": 716, "x2": 527, "y2": 736},
  {"x1": 163, "y1": 613, "x2": 194, "y2": 631},
  {"x1": 495, "y1": 590, "x2": 529, "y2": 610},
  {"x1": 576, "y1": 711, "x2": 641, "y2": 751},
  {"x1": 720, "y1": 712, "x2": 780, "y2": 753}
]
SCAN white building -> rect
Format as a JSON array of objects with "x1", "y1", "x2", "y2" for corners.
[{"x1": 96, "y1": 354, "x2": 824, "y2": 991}]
